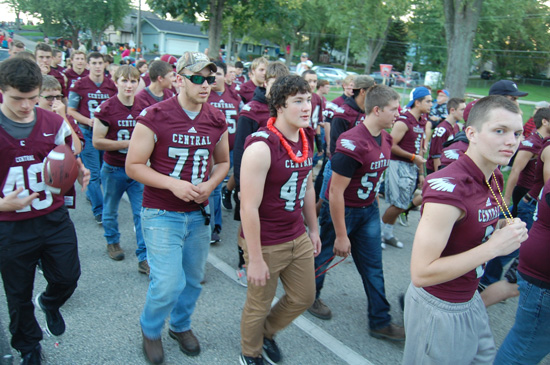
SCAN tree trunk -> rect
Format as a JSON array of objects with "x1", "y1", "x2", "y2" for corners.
[
  {"x1": 363, "y1": 18, "x2": 392, "y2": 74},
  {"x1": 443, "y1": 0, "x2": 483, "y2": 98},
  {"x1": 208, "y1": 0, "x2": 226, "y2": 57}
]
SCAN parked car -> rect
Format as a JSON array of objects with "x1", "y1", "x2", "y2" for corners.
[
  {"x1": 312, "y1": 66, "x2": 344, "y2": 85},
  {"x1": 0, "y1": 48, "x2": 9, "y2": 62}
]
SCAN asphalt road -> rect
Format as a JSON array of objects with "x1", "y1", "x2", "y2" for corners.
[{"x1": 0, "y1": 181, "x2": 549, "y2": 364}]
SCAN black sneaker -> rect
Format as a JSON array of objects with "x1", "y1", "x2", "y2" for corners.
[
  {"x1": 210, "y1": 225, "x2": 221, "y2": 244},
  {"x1": 262, "y1": 337, "x2": 281, "y2": 364},
  {"x1": 20, "y1": 344, "x2": 42, "y2": 365},
  {"x1": 222, "y1": 186, "x2": 232, "y2": 210},
  {"x1": 34, "y1": 294, "x2": 65, "y2": 336},
  {"x1": 239, "y1": 354, "x2": 265, "y2": 365},
  {"x1": 94, "y1": 214, "x2": 103, "y2": 225}
]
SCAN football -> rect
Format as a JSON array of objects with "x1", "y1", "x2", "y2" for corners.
[{"x1": 42, "y1": 144, "x2": 79, "y2": 195}]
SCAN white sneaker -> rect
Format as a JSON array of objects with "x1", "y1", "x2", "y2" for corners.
[
  {"x1": 383, "y1": 236, "x2": 404, "y2": 249},
  {"x1": 381, "y1": 242, "x2": 387, "y2": 250},
  {"x1": 236, "y1": 268, "x2": 248, "y2": 287}
]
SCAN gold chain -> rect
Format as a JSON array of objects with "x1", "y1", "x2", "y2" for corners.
[{"x1": 485, "y1": 171, "x2": 513, "y2": 225}]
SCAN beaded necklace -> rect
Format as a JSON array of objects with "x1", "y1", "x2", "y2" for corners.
[
  {"x1": 485, "y1": 171, "x2": 513, "y2": 225},
  {"x1": 266, "y1": 117, "x2": 309, "y2": 164}
]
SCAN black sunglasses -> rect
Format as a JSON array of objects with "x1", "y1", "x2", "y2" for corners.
[
  {"x1": 41, "y1": 95, "x2": 64, "y2": 101},
  {"x1": 181, "y1": 74, "x2": 216, "y2": 85}
]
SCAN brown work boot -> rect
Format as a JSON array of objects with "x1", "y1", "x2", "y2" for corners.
[
  {"x1": 307, "y1": 298, "x2": 332, "y2": 320},
  {"x1": 169, "y1": 329, "x2": 200, "y2": 356},
  {"x1": 107, "y1": 243, "x2": 125, "y2": 261},
  {"x1": 369, "y1": 323, "x2": 405, "y2": 341},
  {"x1": 138, "y1": 260, "x2": 150, "y2": 275},
  {"x1": 142, "y1": 331, "x2": 164, "y2": 364}
]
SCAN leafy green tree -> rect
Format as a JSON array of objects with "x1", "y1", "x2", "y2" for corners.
[{"x1": 375, "y1": 20, "x2": 409, "y2": 72}]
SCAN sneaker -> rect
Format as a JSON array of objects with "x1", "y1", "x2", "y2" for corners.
[
  {"x1": 210, "y1": 229, "x2": 221, "y2": 244},
  {"x1": 262, "y1": 337, "x2": 281, "y2": 364},
  {"x1": 169, "y1": 329, "x2": 200, "y2": 356},
  {"x1": 34, "y1": 294, "x2": 65, "y2": 336},
  {"x1": 307, "y1": 298, "x2": 332, "y2": 320},
  {"x1": 107, "y1": 243, "x2": 125, "y2": 261},
  {"x1": 383, "y1": 236, "x2": 404, "y2": 249},
  {"x1": 381, "y1": 242, "x2": 386, "y2": 250},
  {"x1": 369, "y1": 323, "x2": 405, "y2": 342},
  {"x1": 142, "y1": 331, "x2": 164, "y2": 365},
  {"x1": 236, "y1": 268, "x2": 248, "y2": 287},
  {"x1": 399, "y1": 293, "x2": 405, "y2": 311},
  {"x1": 94, "y1": 214, "x2": 102, "y2": 225},
  {"x1": 222, "y1": 186, "x2": 233, "y2": 210},
  {"x1": 20, "y1": 344, "x2": 42, "y2": 365},
  {"x1": 239, "y1": 354, "x2": 265, "y2": 365},
  {"x1": 138, "y1": 260, "x2": 150, "y2": 275},
  {"x1": 398, "y1": 212, "x2": 409, "y2": 227}
]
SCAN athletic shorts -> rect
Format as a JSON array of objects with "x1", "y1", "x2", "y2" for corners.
[
  {"x1": 384, "y1": 160, "x2": 418, "y2": 210},
  {"x1": 403, "y1": 283, "x2": 496, "y2": 365}
]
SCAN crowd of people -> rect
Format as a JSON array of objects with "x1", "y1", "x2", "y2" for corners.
[{"x1": 0, "y1": 37, "x2": 549, "y2": 365}]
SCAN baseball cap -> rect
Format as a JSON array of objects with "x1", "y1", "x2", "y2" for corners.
[
  {"x1": 463, "y1": 99, "x2": 479, "y2": 122},
  {"x1": 535, "y1": 101, "x2": 550, "y2": 109},
  {"x1": 437, "y1": 89, "x2": 449, "y2": 97},
  {"x1": 176, "y1": 51, "x2": 217, "y2": 74},
  {"x1": 301, "y1": 52, "x2": 308, "y2": 58},
  {"x1": 406, "y1": 87, "x2": 431, "y2": 108},
  {"x1": 160, "y1": 54, "x2": 177, "y2": 67},
  {"x1": 488, "y1": 80, "x2": 528, "y2": 97},
  {"x1": 353, "y1": 75, "x2": 375, "y2": 90}
]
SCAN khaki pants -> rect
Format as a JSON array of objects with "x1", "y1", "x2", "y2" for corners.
[{"x1": 240, "y1": 232, "x2": 316, "y2": 357}]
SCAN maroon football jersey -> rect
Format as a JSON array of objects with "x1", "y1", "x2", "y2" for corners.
[
  {"x1": 310, "y1": 93, "x2": 324, "y2": 130},
  {"x1": 440, "y1": 140, "x2": 468, "y2": 168},
  {"x1": 427, "y1": 120, "x2": 459, "y2": 171},
  {"x1": 134, "y1": 87, "x2": 175, "y2": 111},
  {"x1": 242, "y1": 126, "x2": 315, "y2": 245},
  {"x1": 64, "y1": 68, "x2": 90, "y2": 91},
  {"x1": 422, "y1": 154, "x2": 503, "y2": 302},
  {"x1": 516, "y1": 132, "x2": 543, "y2": 189},
  {"x1": 332, "y1": 102, "x2": 365, "y2": 131},
  {"x1": 94, "y1": 96, "x2": 143, "y2": 167},
  {"x1": 71, "y1": 76, "x2": 117, "y2": 119},
  {"x1": 48, "y1": 68, "x2": 67, "y2": 97},
  {"x1": 238, "y1": 100, "x2": 271, "y2": 129},
  {"x1": 142, "y1": 73, "x2": 151, "y2": 87},
  {"x1": 391, "y1": 111, "x2": 426, "y2": 163},
  {"x1": 0, "y1": 108, "x2": 73, "y2": 221},
  {"x1": 235, "y1": 80, "x2": 257, "y2": 103},
  {"x1": 234, "y1": 75, "x2": 246, "y2": 86},
  {"x1": 208, "y1": 87, "x2": 241, "y2": 150},
  {"x1": 527, "y1": 136, "x2": 550, "y2": 199},
  {"x1": 137, "y1": 97, "x2": 227, "y2": 212},
  {"x1": 518, "y1": 178, "x2": 550, "y2": 284},
  {"x1": 327, "y1": 124, "x2": 392, "y2": 207},
  {"x1": 331, "y1": 95, "x2": 346, "y2": 107}
]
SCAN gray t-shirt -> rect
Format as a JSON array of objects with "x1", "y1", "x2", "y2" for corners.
[
  {"x1": 145, "y1": 87, "x2": 164, "y2": 103},
  {"x1": 0, "y1": 108, "x2": 37, "y2": 139}
]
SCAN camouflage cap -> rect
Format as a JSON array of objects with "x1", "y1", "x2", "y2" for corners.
[{"x1": 176, "y1": 51, "x2": 217, "y2": 74}]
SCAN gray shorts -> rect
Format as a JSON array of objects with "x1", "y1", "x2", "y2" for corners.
[
  {"x1": 385, "y1": 160, "x2": 418, "y2": 209},
  {"x1": 403, "y1": 283, "x2": 496, "y2": 365}
]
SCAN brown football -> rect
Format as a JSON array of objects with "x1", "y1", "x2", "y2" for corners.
[{"x1": 42, "y1": 144, "x2": 78, "y2": 195}]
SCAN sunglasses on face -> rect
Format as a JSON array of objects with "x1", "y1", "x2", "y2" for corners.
[
  {"x1": 41, "y1": 95, "x2": 64, "y2": 101},
  {"x1": 181, "y1": 74, "x2": 216, "y2": 85}
]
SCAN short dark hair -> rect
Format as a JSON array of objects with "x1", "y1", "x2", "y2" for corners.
[
  {"x1": 0, "y1": 58, "x2": 42, "y2": 92},
  {"x1": 52, "y1": 49, "x2": 61, "y2": 57},
  {"x1": 534, "y1": 107, "x2": 550, "y2": 129},
  {"x1": 365, "y1": 85, "x2": 400, "y2": 115},
  {"x1": 11, "y1": 40, "x2": 25, "y2": 49},
  {"x1": 149, "y1": 60, "x2": 173, "y2": 81},
  {"x1": 103, "y1": 54, "x2": 114, "y2": 64},
  {"x1": 317, "y1": 79, "x2": 329, "y2": 89},
  {"x1": 35, "y1": 42, "x2": 52, "y2": 54},
  {"x1": 466, "y1": 95, "x2": 521, "y2": 129},
  {"x1": 213, "y1": 60, "x2": 226, "y2": 75},
  {"x1": 447, "y1": 98, "x2": 465, "y2": 113},
  {"x1": 136, "y1": 60, "x2": 147, "y2": 71},
  {"x1": 302, "y1": 69, "x2": 316, "y2": 78},
  {"x1": 87, "y1": 52, "x2": 104, "y2": 62},
  {"x1": 235, "y1": 61, "x2": 244, "y2": 69},
  {"x1": 268, "y1": 75, "x2": 310, "y2": 117}
]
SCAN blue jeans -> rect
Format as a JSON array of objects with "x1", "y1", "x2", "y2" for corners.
[
  {"x1": 319, "y1": 159, "x2": 332, "y2": 201},
  {"x1": 315, "y1": 200, "x2": 391, "y2": 330},
  {"x1": 140, "y1": 208, "x2": 210, "y2": 338},
  {"x1": 208, "y1": 183, "x2": 222, "y2": 232},
  {"x1": 494, "y1": 274, "x2": 550, "y2": 364},
  {"x1": 481, "y1": 196, "x2": 537, "y2": 286},
  {"x1": 100, "y1": 162, "x2": 146, "y2": 261},
  {"x1": 80, "y1": 127, "x2": 104, "y2": 216}
]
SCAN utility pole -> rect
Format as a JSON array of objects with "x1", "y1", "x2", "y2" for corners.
[
  {"x1": 136, "y1": 0, "x2": 142, "y2": 59},
  {"x1": 344, "y1": 27, "x2": 352, "y2": 71}
]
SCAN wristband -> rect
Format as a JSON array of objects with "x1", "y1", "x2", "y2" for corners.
[{"x1": 410, "y1": 154, "x2": 416, "y2": 162}]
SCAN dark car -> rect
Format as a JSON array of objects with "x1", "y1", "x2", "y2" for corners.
[{"x1": 481, "y1": 70, "x2": 494, "y2": 80}]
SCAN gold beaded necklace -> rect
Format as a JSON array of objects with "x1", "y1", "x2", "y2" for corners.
[{"x1": 485, "y1": 171, "x2": 513, "y2": 225}]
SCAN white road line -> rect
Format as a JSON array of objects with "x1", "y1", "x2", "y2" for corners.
[{"x1": 207, "y1": 253, "x2": 373, "y2": 365}]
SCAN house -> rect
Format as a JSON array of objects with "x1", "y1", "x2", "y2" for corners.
[
  {"x1": 103, "y1": 9, "x2": 159, "y2": 46},
  {"x1": 140, "y1": 18, "x2": 209, "y2": 56}
]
